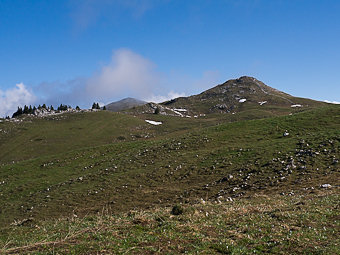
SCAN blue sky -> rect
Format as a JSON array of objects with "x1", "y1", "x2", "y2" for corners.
[{"x1": 1, "y1": 0, "x2": 340, "y2": 116}]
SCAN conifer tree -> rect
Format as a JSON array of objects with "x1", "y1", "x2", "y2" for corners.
[
  {"x1": 12, "y1": 106, "x2": 23, "y2": 118},
  {"x1": 23, "y1": 105, "x2": 29, "y2": 114}
]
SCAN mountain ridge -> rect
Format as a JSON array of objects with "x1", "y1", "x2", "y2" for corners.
[{"x1": 127, "y1": 76, "x2": 325, "y2": 117}]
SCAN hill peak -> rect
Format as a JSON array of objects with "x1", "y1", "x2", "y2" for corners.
[
  {"x1": 211, "y1": 76, "x2": 289, "y2": 97},
  {"x1": 237, "y1": 75, "x2": 258, "y2": 81},
  {"x1": 156, "y1": 76, "x2": 324, "y2": 116},
  {"x1": 105, "y1": 98, "x2": 146, "y2": 112}
]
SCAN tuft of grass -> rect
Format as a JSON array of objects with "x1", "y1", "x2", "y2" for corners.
[{"x1": 171, "y1": 205, "x2": 184, "y2": 215}]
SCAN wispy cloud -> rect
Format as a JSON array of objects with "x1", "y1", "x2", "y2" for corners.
[
  {"x1": 0, "y1": 83, "x2": 36, "y2": 117},
  {"x1": 70, "y1": 0, "x2": 158, "y2": 32},
  {"x1": 144, "y1": 91, "x2": 186, "y2": 103}
]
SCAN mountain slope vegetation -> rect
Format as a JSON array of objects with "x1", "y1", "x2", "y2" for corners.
[{"x1": 0, "y1": 77, "x2": 339, "y2": 254}]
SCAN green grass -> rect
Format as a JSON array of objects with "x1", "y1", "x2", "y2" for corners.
[
  {"x1": 1, "y1": 189, "x2": 338, "y2": 254},
  {"x1": 0, "y1": 110, "x2": 211, "y2": 164},
  {"x1": 0, "y1": 105, "x2": 339, "y2": 253},
  {"x1": 0, "y1": 111, "x2": 145, "y2": 163}
]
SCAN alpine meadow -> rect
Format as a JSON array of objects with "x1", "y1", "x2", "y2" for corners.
[{"x1": 1, "y1": 1, "x2": 340, "y2": 254}]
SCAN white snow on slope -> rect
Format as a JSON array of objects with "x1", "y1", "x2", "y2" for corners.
[
  {"x1": 174, "y1": 108, "x2": 187, "y2": 112},
  {"x1": 291, "y1": 104, "x2": 302, "y2": 108},
  {"x1": 172, "y1": 110, "x2": 183, "y2": 116},
  {"x1": 239, "y1": 99, "x2": 247, "y2": 103},
  {"x1": 145, "y1": 120, "x2": 162, "y2": 125},
  {"x1": 258, "y1": 101, "x2": 267, "y2": 105},
  {"x1": 324, "y1": 100, "x2": 340, "y2": 104}
]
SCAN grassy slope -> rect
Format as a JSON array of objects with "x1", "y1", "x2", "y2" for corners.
[
  {"x1": 0, "y1": 105, "x2": 339, "y2": 253},
  {"x1": 2, "y1": 189, "x2": 339, "y2": 254},
  {"x1": 0, "y1": 111, "x2": 145, "y2": 163},
  {"x1": 0, "y1": 111, "x2": 212, "y2": 164}
]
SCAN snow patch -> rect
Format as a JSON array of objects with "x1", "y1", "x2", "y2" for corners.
[
  {"x1": 239, "y1": 99, "x2": 247, "y2": 103},
  {"x1": 258, "y1": 101, "x2": 267, "y2": 105},
  {"x1": 324, "y1": 100, "x2": 340, "y2": 104},
  {"x1": 174, "y1": 108, "x2": 187, "y2": 112},
  {"x1": 173, "y1": 110, "x2": 183, "y2": 116},
  {"x1": 283, "y1": 130, "x2": 289, "y2": 137},
  {"x1": 291, "y1": 104, "x2": 302, "y2": 108},
  {"x1": 145, "y1": 120, "x2": 162, "y2": 125}
]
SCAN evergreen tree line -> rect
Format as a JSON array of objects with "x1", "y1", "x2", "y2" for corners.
[
  {"x1": 11, "y1": 103, "x2": 75, "y2": 118},
  {"x1": 92, "y1": 102, "x2": 104, "y2": 110},
  {"x1": 11, "y1": 102, "x2": 106, "y2": 119}
]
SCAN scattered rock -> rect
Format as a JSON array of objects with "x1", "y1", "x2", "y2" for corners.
[
  {"x1": 320, "y1": 184, "x2": 332, "y2": 189},
  {"x1": 283, "y1": 130, "x2": 290, "y2": 137}
]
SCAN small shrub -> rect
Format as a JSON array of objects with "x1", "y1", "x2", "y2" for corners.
[{"x1": 171, "y1": 205, "x2": 184, "y2": 215}]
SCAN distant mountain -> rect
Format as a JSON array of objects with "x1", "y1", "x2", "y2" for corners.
[
  {"x1": 105, "y1": 98, "x2": 147, "y2": 112},
  {"x1": 129, "y1": 76, "x2": 326, "y2": 117}
]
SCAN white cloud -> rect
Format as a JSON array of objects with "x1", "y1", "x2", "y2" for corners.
[
  {"x1": 32, "y1": 48, "x2": 219, "y2": 108},
  {"x1": 324, "y1": 100, "x2": 340, "y2": 104},
  {"x1": 0, "y1": 83, "x2": 36, "y2": 117},
  {"x1": 144, "y1": 91, "x2": 186, "y2": 103},
  {"x1": 86, "y1": 48, "x2": 161, "y2": 101},
  {"x1": 32, "y1": 49, "x2": 163, "y2": 108}
]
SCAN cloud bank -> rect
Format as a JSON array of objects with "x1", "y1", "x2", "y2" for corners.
[
  {"x1": 2, "y1": 48, "x2": 220, "y2": 117},
  {"x1": 0, "y1": 83, "x2": 36, "y2": 117},
  {"x1": 86, "y1": 49, "x2": 161, "y2": 101},
  {"x1": 34, "y1": 48, "x2": 189, "y2": 108}
]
